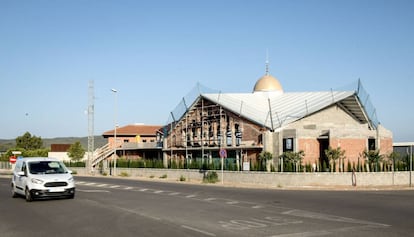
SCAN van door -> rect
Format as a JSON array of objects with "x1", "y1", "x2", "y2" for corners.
[{"x1": 14, "y1": 162, "x2": 28, "y2": 193}]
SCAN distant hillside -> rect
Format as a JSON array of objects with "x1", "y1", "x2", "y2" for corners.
[{"x1": 0, "y1": 136, "x2": 107, "y2": 152}]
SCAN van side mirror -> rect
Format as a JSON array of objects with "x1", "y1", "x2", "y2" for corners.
[
  {"x1": 17, "y1": 171, "x2": 26, "y2": 176},
  {"x1": 67, "y1": 170, "x2": 73, "y2": 174}
]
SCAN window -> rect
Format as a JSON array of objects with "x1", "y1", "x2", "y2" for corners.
[
  {"x1": 22, "y1": 162, "x2": 27, "y2": 174},
  {"x1": 283, "y1": 138, "x2": 294, "y2": 152},
  {"x1": 368, "y1": 138, "x2": 376, "y2": 150},
  {"x1": 226, "y1": 128, "x2": 232, "y2": 146},
  {"x1": 235, "y1": 124, "x2": 242, "y2": 146}
]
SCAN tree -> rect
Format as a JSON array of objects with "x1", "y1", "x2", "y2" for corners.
[
  {"x1": 279, "y1": 151, "x2": 304, "y2": 172},
  {"x1": 386, "y1": 151, "x2": 400, "y2": 171},
  {"x1": 67, "y1": 141, "x2": 85, "y2": 162},
  {"x1": 325, "y1": 146, "x2": 346, "y2": 172},
  {"x1": 16, "y1": 132, "x2": 43, "y2": 150},
  {"x1": 363, "y1": 149, "x2": 383, "y2": 172},
  {"x1": 258, "y1": 151, "x2": 273, "y2": 172}
]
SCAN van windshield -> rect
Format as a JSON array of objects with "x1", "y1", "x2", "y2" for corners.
[{"x1": 28, "y1": 161, "x2": 67, "y2": 174}]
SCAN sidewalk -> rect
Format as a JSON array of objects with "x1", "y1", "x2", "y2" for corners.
[
  {"x1": 77, "y1": 172, "x2": 414, "y2": 191},
  {"x1": 2, "y1": 168, "x2": 413, "y2": 191}
]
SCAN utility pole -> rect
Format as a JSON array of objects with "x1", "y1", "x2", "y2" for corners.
[
  {"x1": 111, "y1": 88, "x2": 118, "y2": 176},
  {"x1": 87, "y1": 80, "x2": 95, "y2": 174},
  {"x1": 410, "y1": 145, "x2": 412, "y2": 187}
]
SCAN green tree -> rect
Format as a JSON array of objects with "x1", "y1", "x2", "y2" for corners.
[
  {"x1": 279, "y1": 151, "x2": 304, "y2": 172},
  {"x1": 258, "y1": 151, "x2": 273, "y2": 172},
  {"x1": 386, "y1": 151, "x2": 400, "y2": 171},
  {"x1": 67, "y1": 141, "x2": 85, "y2": 162},
  {"x1": 363, "y1": 149, "x2": 383, "y2": 172},
  {"x1": 16, "y1": 132, "x2": 43, "y2": 150},
  {"x1": 325, "y1": 146, "x2": 346, "y2": 172}
]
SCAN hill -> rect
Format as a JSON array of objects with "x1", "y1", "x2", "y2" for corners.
[{"x1": 0, "y1": 136, "x2": 107, "y2": 152}]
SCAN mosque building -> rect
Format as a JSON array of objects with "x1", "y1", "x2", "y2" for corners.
[{"x1": 161, "y1": 66, "x2": 393, "y2": 171}]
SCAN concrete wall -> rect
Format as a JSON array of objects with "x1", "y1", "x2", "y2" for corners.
[{"x1": 68, "y1": 167, "x2": 414, "y2": 188}]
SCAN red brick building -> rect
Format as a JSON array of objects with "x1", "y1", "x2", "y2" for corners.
[{"x1": 102, "y1": 124, "x2": 163, "y2": 160}]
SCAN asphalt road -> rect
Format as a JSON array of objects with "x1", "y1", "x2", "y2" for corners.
[{"x1": 1, "y1": 176, "x2": 413, "y2": 237}]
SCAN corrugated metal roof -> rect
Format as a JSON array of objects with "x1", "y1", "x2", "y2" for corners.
[
  {"x1": 167, "y1": 81, "x2": 379, "y2": 131},
  {"x1": 202, "y1": 90, "x2": 360, "y2": 130}
]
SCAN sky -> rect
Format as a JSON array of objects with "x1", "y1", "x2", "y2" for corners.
[{"x1": 1, "y1": 0, "x2": 413, "y2": 142}]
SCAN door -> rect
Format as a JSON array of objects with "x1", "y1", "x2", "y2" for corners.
[
  {"x1": 318, "y1": 138, "x2": 329, "y2": 171},
  {"x1": 14, "y1": 162, "x2": 27, "y2": 194}
]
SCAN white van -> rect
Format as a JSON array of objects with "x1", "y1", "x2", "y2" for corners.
[{"x1": 11, "y1": 157, "x2": 75, "y2": 202}]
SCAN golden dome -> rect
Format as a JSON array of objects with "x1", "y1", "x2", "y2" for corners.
[{"x1": 253, "y1": 74, "x2": 283, "y2": 93}]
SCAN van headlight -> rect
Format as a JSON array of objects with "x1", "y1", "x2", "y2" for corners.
[
  {"x1": 31, "y1": 178, "x2": 44, "y2": 184},
  {"x1": 68, "y1": 177, "x2": 74, "y2": 183}
]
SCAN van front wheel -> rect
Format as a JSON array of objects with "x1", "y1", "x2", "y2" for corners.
[
  {"x1": 25, "y1": 188, "x2": 33, "y2": 202},
  {"x1": 11, "y1": 184, "x2": 18, "y2": 198}
]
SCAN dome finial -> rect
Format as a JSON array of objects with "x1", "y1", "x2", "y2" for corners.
[{"x1": 253, "y1": 50, "x2": 283, "y2": 93}]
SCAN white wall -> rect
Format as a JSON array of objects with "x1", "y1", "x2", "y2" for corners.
[{"x1": 48, "y1": 152, "x2": 88, "y2": 162}]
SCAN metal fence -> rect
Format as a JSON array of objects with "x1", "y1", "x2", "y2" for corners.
[
  {"x1": 336, "y1": 79, "x2": 379, "y2": 128},
  {"x1": 167, "y1": 82, "x2": 219, "y2": 124},
  {"x1": 0, "y1": 161, "x2": 12, "y2": 170}
]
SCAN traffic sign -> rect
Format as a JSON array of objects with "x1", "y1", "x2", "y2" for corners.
[
  {"x1": 219, "y1": 148, "x2": 227, "y2": 158},
  {"x1": 9, "y1": 156, "x2": 17, "y2": 164}
]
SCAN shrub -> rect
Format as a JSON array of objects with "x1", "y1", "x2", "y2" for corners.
[
  {"x1": 203, "y1": 171, "x2": 219, "y2": 183},
  {"x1": 64, "y1": 161, "x2": 86, "y2": 167},
  {"x1": 160, "y1": 174, "x2": 167, "y2": 179},
  {"x1": 179, "y1": 175, "x2": 186, "y2": 182},
  {"x1": 119, "y1": 171, "x2": 129, "y2": 177}
]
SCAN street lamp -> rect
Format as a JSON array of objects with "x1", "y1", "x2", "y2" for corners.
[{"x1": 111, "y1": 88, "x2": 118, "y2": 176}]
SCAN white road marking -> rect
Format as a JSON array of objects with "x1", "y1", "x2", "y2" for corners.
[
  {"x1": 269, "y1": 230, "x2": 331, "y2": 237},
  {"x1": 204, "y1": 198, "x2": 217, "y2": 201},
  {"x1": 118, "y1": 207, "x2": 162, "y2": 221},
  {"x1": 169, "y1": 192, "x2": 180, "y2": 196},
  {"x1": 97, "y1": 184, "x2": 108, "y2": 187},
  {"x1": 282, "y1": 209, "x2": 390, "y2": 227},
  {"x1": 124, "y1": 187, "x2": 133, "y2": 190},
  {"x1": 181, "y1": 225, "x2": 216, "y2": 236},
  {"x1": 154, "y1": 190, "x2": 164, "y2": 194},
  {"x1": 139, "y1": 188, "x2": 148, "y2": 192},
  {"x1": 110, "y1": 185, "x2": 120, "y2": 188},
  {"x1": 226, "y1": 201, "x2": 239, "y2": 204},
  {"x1": 77, "y1": 189, "x2": 110, "y2": 193},
  {"x1": 269, "y1": 224, "x2": 389, "y2": 237},
  {"x1": 186, "y1": 194, "x2": 196, "y2": 198}
]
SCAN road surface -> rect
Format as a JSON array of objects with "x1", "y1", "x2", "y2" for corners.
[{"x1": 1, "y1": 176, "x2": 413, "y2": 236}]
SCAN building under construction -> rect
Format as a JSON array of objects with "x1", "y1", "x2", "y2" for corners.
[
  {"x1": 96, "y1": 65, "x2": 393, "y2": 172},
  {"x1": 162, "y1": 68, "x2": 393, "y2": 171}
]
